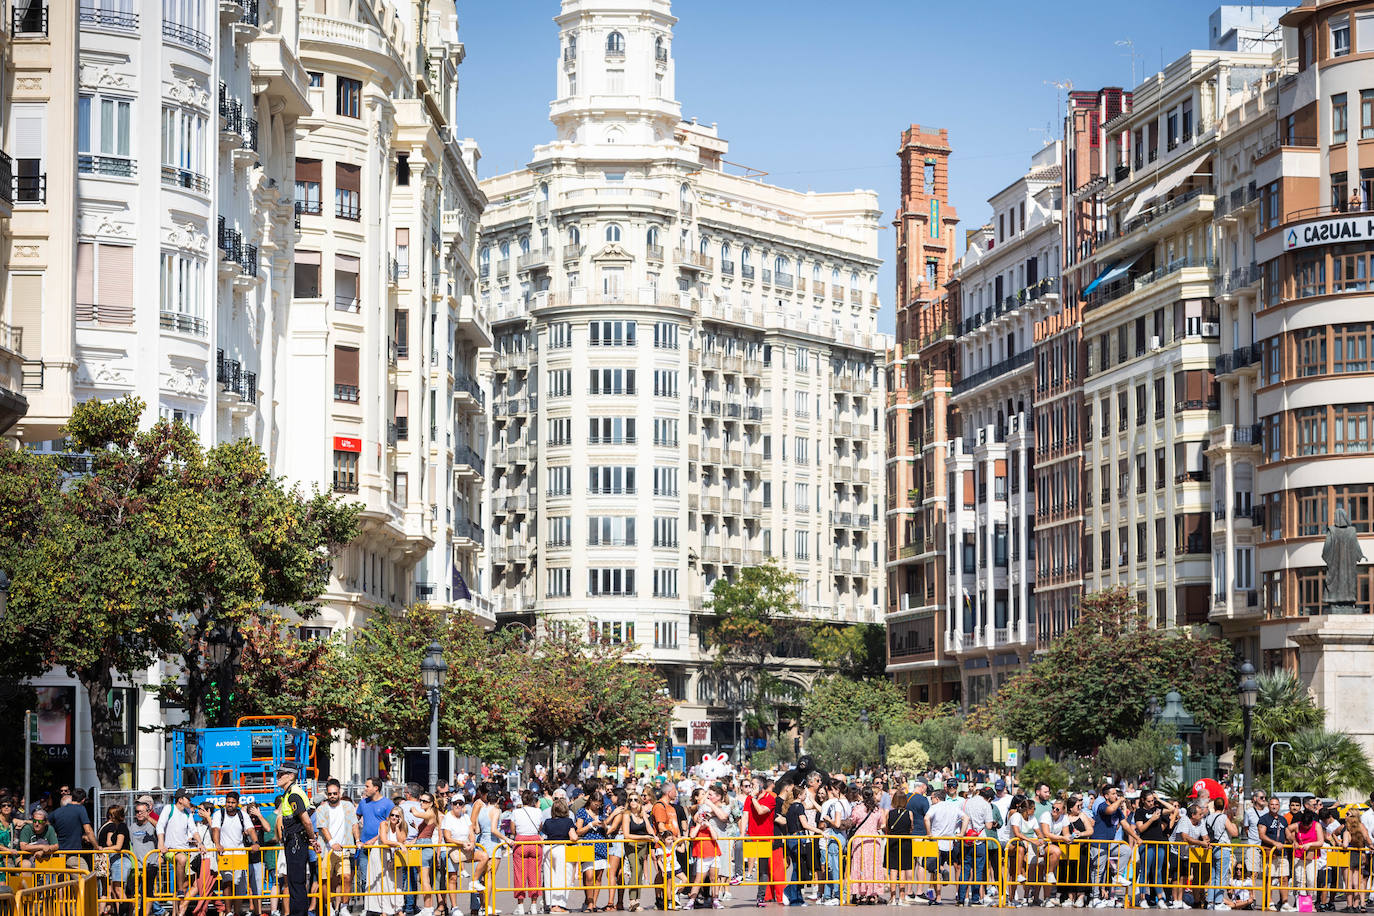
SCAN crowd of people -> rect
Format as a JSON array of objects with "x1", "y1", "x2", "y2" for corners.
[{"x1": 5, "y1": 764, "x2": 1374, "y2": 916}]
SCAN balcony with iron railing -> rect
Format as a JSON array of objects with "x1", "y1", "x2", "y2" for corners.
[
  {"x1": 78, "y1": 155, "x2": 136, "y2": 178},
  {"x1": 163, "y1": 19, "x2": 210, "y2": 52},
  {"x1": 334, "y1": 383, "x2": 359, "y2": 403},
  {"x1": 162, "y1": 165, "x2": 209, "y2": 194},
  {"x1": 159, "y1": 311, "x2": 208, "y2": 336}
]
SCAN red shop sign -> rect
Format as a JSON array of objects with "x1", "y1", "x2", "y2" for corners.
[{"x1": 333, "y1": 435, "x2": 362, "y2": 453}]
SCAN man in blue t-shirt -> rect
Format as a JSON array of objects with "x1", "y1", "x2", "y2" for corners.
[
  {"x1": 1089, "y1": 785, "x2": 1124, "y2": 903},
  {"x1": 356, "y1": 778, "x2": 392, "y2": 844}
]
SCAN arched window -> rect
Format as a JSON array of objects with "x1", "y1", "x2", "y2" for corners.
[
  {"x1": 646, "y1": 226, "x2": 659, "y2": 247},
  {"x1": 568, "y1": 225, "x2": 581, "y2": 246},
  {"x1": 740, "y1": 676, "x2": 754, "y2": 700},
  {"x1": 479, "y1": 247, "x2": 490, "y2": 268},
  {"x1": 741, "y1": 247, "x2": 752, "y2": 267},
  {"x1": 812, "y1": 263, "x2": 821, "y2": 282},
  {"x1": 720, "y1": 241, "x2": 731, "y2": 262},
  {"x1": 605, "y1": 223, "x2": 621, "y2": 242},
  {"x1": 850, "y1": 270, "x2": 859, "y2": 290},
  {"x1": 655, "y1": 36, "x2": 666, "y2": 61},
  {"x1": 699, "y1": 236, "x2": 709, "y2": 256},
  {"x1": 566, "y1": 35, "x2": 577, "y2": 60},
  {"x1": 519, "y1": 236, "x2": 530, "y2": 255},
  {"x1": 606, "y1": 31, "x2": 624, "y2": 54},
  {"x1": 540, "y1": 183, "x2": 550, "y2": 202},
  {"x1": 499, "y1": 241, "x2": 510, "y2": 260},
  {"x1": 680, "y1": 183, "x2": 690, "y2": 206},
  {"x1": 774, "y1": 255, "x2": 789, "y2": 275}
]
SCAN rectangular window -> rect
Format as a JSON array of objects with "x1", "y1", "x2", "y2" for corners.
[
  {"x1": 333, "y1": 345, "x2": 359, "y2": 402},
  {"x1": 1334, "y1": 404, "x2": 1373, "y2": 453},
  {"x1": 548, "y1": 368, "x2": 572, "y2": 398},
  {"x1": 588, "y1": 466, "x2": 637, "y2": 494},
  {"x1": 653, "y1": 417, "x2": 679, "y2": 447},
  {"x1": 1295, "y1": 328, "x2": 1327, "y2": 377},
  {"x1": 793, "y1": 530, "x2": 810, "y2": 560},
  {"x1": 587, "y1": 516, "x2": 636, "y2": 547},
  {"x1": 160, "y1": 252, "x2": 205, "y2": 320},
  {"x1": 653, "y1": 321, "x2": 679, "y2": 349},
  {"x1": 546, "y1": 466, "x2": 571, "y2": 496},
  {"x1": 794, "y1": 347, "x2": 808, "y2": 371},
  {"x1": 548, "y1": 322, "x2": 572, "y2": 349},
  {"x1": 337, "y1": 77, "x2": 362, "y2": 118},
  {"x1": 1332, "y1": 14, "x2": 1351, "y2": 57},
  {"x1": 589, "y1": 368, "x2": 635, "y2": 394},
  {"x1": 74, "y1": 242, "x2": 134, "y2": 322},
  {"x1": 1297, "y1": 406, "x2": 1328, "y2": 456},
  {"x1": 161, "y1": 106, "x2": 207, "y2": 179},
  {"x1": 1334, "y1": 92, "x2": 1349, "y2": 143},
  {"x1": 588, "y1": 416, "x2": 635, "y2": 444},
  {"x1": 546, "y1": 567, "x2": 571, "y2": 597},
  {"x1": 331, "y1": 450, "x2": 358, "y2": 492},
  {"x1": 1334, "y1": 324, "x2": 1372, "y2": 373},
  {"x1": 653, "y1": 369, "x2": 679, "y2": 398},
  {"x1": 653, "y1": 465, "x2": 679, "y2": 496},
  {"x1": 547, "y1": 516, "x2": 571, "y2": 547},
  {"x1": 589, "y1": 320, "x2": 636, "y2": 346},
  {"x1": 335, "y1": 162, "x2": 361, "y2": 220},
  {"x1": 653, "y1": 516, "x2": 679, "y2": 548},
  {"x1": 294, "y1": 158, "x2": 322, "y2": 214},
  {"x1": 548, "y1": 417, "x2": 571, "y2": 445},
  {"x1": 794, "y1": 436, "x2": 808, "y2": 465},
  {"x1": 587, "y1": 568, "x2": 636, "y2": 596},
  {"x1": 1363, "y1": 90, "x2": 1374, "y2": 141},
  {"x1": 77, "y1": 94, "x2": 132, "y2": 173},
  {"x1": 652, "y1": 615, "x2": 679, "y2": 640}
]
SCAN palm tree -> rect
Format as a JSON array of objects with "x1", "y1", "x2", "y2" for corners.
[
  {"x1": 1275, "y1": 728, "x2": 1374, "y2": 798},
  {"x1": 1226, "y1": 670, "x2": 1325, "y2": 750}
]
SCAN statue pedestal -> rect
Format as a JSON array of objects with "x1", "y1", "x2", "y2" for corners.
[{"x1": 1292, "y1": 615, "x2": 1374, "y2": 758}]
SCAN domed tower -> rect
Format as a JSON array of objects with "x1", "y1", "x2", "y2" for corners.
[{"x1": 549, "y1": 0, "x2": 682, "y2": 147}]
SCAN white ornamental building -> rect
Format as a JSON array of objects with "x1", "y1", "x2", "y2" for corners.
[{"x1": 478, "y1": 0, "x2": 886, "y2": 750}]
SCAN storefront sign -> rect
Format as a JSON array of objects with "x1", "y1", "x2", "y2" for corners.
[
  {"x1": 1284, "y1": 215, "x2": 1374, "y2": 251},
  {"x1": 689, "y1": 720, "x2": 710, "y2": 745},
  {"x1": 333, "y1": 435, "x2": 362, "y2": 453}
]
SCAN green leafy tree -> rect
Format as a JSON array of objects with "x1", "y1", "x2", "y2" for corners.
[
  {"x1": 0, "y1": 398, "x2": 356, "y2": 786},
  {"x1": 912, "y1": 716, "x2": 964, "y2": 766},
  {"x1": 800, "y1": 676, "x2": 916, "y2": 732},
  {"x1": 1095, "y1": 723, "x2": 1178, "y2": 785},
  {"x1": 1224, "y1": 670, "x2": 1325, "y2": 761},
  {"x1": 808, "y1": 624, "x2": 888, "y2": 679},
  {"x1": 805, "y1": 725, "x2": 881, "y2": 772},
  {"x1": 705, "y1": 561, "x2": 806, "y2": 743},
  {"x1": 1275, "y1": 728, "x2": 1374, "y2": 797},
  {"x1": 518, "y1": 625, "x2": 675, "y2": 774},
  {"x1": 953, "y1": 732, "x2": 995, "y2": 768},
  {"x1": 887, "y1": 739, "x2": 931, "y2": 774},
  {"x1": 1018, "y1": 759, "x2": 1071, "y2": 795},
  {"x1": 986, "y1": 588, "x2": 1237, "y2": 753},
  {"x1": 748, "y1": 741, "x2": 797, "y2": 771}
]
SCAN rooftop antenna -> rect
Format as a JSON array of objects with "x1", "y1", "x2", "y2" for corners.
[
  {"x1": 1045, "y1": 78, "x2": 1073, "y2": 133},
  {"x1": 1116, "y1": 39, "x2": 1140, "y2": 87}
]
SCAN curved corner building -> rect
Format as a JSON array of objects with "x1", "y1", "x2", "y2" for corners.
[{"x1": 479, "y1": 0, "x2": 886, "y2": 750}]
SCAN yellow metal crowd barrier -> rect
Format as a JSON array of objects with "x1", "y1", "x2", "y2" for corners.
[
  {"x1": 1125, "y1": 839, "x2": 1269, "y2": 911},
  {"x1": 847, "y1": 835, "x2": 1007, "y2": 905},
  {"x1": 483, "y1": 837, "x2": 669, "y2": 914},
  {"x1": 143, "y1": 846, "x2": 319, "y2": 916},
  {"x1": 0, "y1": 867, "x2": 95, "y2": 916}
]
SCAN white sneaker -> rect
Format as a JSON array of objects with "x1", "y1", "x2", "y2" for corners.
[
  {"x1": 1048, "y1": 875, "x2": 1058, "y2": 884},
  {"x1": 1172, "y1": 902, "x2": 1188, "y2": 909},
  {"x1": 471, "y1": 880, "x2": 485, "y2": 892},
  {"x1": 1156, "y1": 903, "x2": 1170, "y2": 911},
  {"x1": 1075, "y1": 900, "x2": 1086, "y2": 908},
  {"x1": 1047, "y1": 900, "x2": 1059, "y2": 908},
  {"x1": 1215, "y1": 906, "x2": 1232, "y2": 912},
  {"x1": 514, "y1": 905, "x2": 524, "y2": 916}
]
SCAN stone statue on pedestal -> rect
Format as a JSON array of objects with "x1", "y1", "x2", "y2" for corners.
[{"x1": 1322, "y1": 508, "x2": 1365, "y2": 614}]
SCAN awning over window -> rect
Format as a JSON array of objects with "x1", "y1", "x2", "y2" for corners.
[
  {"x1": 1124, "y1": 155, "x2": 1209, "y2": 222},
  {"x1": 1083, "y1": 251, "x2": 1147, "y2": 296}
]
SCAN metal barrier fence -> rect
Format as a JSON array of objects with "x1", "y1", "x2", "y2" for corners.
[
  {"x1": 142, "y1": 846, "x2": 320, "y2": 916},
  {"x1": 483, "y1": 838, "x2": 670, "y2": 914},
  {"x1": 328, "y1": 841, "x2": 495, "y2": 916},
  {"x1": 843, "y1": 835, "x2": 1008, "y2": 906},
  {"x1": 0, "y1": 868, "x2": 94, "y2": 916}
]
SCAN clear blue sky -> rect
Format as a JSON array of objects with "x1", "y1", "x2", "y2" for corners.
[{"x1": 455, "y1": 0, "x2": 1228, "y2": 332}]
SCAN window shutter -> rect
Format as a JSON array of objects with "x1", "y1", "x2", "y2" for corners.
[
  {"x1": 76, "y1": 243, "x2": 95, "y2": 305},
  {"x1": 336, "y1": 162, "x2": 360, "y2": 193},
  {"x1": 335, "y1": 254, "x2": 360, "y2": 272},
  {"x1": 963, "y1": 470, "x2": 975, "y2": 506},
  {"x1": 99, "y1": 245, "x2": 134, "y2": 306},
  {"x1": 334, "y1": 345, "x2": 359, "y2": 387},
  {"x1": 294, "y1": 250, "x2": 321, "y2": 266},
  {"x1": 295, "y1": 158, "x2": 321, "y2": 183},
  {"x1": 394, "y1": 389, "x2": 409, "y2": 419},
  {"x1": 13, "y1": 108, "x2": 43, "y2": 159},
  {"x1": 395, "y1": 227, "x2": 409, "y2": 246},
  {"x1": 11, "y1": 274, "x2": 42, "y2": 355}
]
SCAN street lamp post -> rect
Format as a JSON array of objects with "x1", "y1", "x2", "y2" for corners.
[
  {"x1": 420, "y1": 641, "x2": 448, "y2": 794},
  {"x1": 1238, "y1": 661, "x2": 1258, "y2": 795}
]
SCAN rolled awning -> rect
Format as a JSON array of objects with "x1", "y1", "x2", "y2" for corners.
[
  {"x1": 1150, "y1": 153, "x2": 1209, "y2": 201},
  {"x1": 1082, "y1": 260, "x2": 1119, "y2": 296}
]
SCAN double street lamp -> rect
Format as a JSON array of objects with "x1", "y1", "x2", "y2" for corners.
[
  {"x1": 1238, "y1": 661, "x2": 1258, "y2": 795},
  {"x1": 205, "y1": 625, "x2": 245, "y2": 727},
  {"x1": 420, "y1": 641, "x2": 448, "y2": 794}
]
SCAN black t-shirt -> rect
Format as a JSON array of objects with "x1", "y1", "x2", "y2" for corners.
[
  {"x1": 1135, "y1": 805, "x2": 1168, "y2": 843},
  {"x1": 785, "y1": 801, "x2": 806, "y2": 835},
  {"x1": 51, "y1": 803, "x2": 91, "y2": 850},
  {"x1": 98, "y1": 821, "x2": 130, "y2": 852},
  {"x1": 541, "y1": 816, "x2": 575, "y2": 842},
  {"x1": 1259, "y1": 813, "x2": 1290, "y2": 853}
]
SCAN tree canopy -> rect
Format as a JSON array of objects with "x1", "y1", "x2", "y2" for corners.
[
  {"x1": 0, "y1": 398, "x2": 359, "y2": 787},
  {"x1": 984, "y1": 588, "x2": 1237, "y2": 754}
]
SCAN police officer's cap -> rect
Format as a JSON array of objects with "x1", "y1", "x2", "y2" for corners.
[{"x1": 278, "y1": 764, "x2": 299, "y2": 777}]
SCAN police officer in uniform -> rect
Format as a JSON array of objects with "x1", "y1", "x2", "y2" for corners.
[{"x1": 275, "y1": 765, "x2": 318, "y2": 916}]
